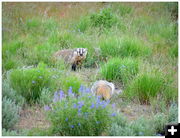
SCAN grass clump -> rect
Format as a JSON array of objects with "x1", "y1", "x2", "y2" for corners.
[
  {"x1": 119, "y1": 37, "x2": 151, "y2": 57},
  {"x1": 2, "y1": 97, "x2": 20, "y2": 130},
  {"x1": 100, "y1": 58, "x2": 139, "y2": 84},
  {"x1": 61, "y1": 75, "x2": 84, "y2": 95},
  {"x1": 75, "y1": 16, "x2": 90, "y2": 33},
  {"x1": 99, "y1": 36, "x2": 121, "y2": 58},
  {"x1": 9, "y1": 63, "x2": 56, "y2": 104},
  {"x1": 90, "y1": 8, "x2": 117, "y2": 29},
  {"x1": 124, "y1": 71, "x2": 164, "y2": 104},
  {"x1": 45, "y1": 85, "x2": 116, "y2": 136}
]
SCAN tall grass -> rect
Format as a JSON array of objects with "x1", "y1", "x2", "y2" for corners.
[
  {"x1": 100, "y1": 57, "x2": 139, "y2": 85},
  {"x1": 124, "y1": 71, "x2": 164, "y2": 104}
]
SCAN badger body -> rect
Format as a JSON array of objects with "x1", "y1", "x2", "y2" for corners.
[
  {"x1": 91, "y1": 80, "x2": 115, "y2": 100},
  {"x1": 53, "y1": 48, "x2": 87, "y2": 71}
]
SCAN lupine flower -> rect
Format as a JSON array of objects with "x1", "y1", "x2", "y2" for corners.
[
  {"x1": 44, "y1": 105, "x2": 51, "y2": 111},
  {"x1": 111, "y1": 113, "x2": 116, "y2": 117},
  {"x1": 79, "y1": 85, "x2": 84, "y2": 93},
  {"x1": 112, "y1": 103, "x2": 116, "y2": 109},
  {"x1": 73, "y1": 103, "x2": 77, "y2": 108},
  {"x1": 53, "y1": 91, "x2": 59, "y2": 102},
  {"x1": 68, "y1": 86, "x2": 73, "y2": 95},
  {"x1": 65, "y1": 118, "x2": 68, "y2": 122},
  {"x1": 59, "y1": 90, "x2": 64, "y2": 100},
  {"x1": 85, "y1": 88, "x2": 91, "y2": 93},
  {"x1": 88, "y1": 96, "x2": 92, "y2": 98},
  {"x1": 70, "y1": 125, "x2": 74, "y2": 128},
  {"x1": 78, "y1": 101, "x2": 84, "y2": 108},
  {"x1": 90, "y1": 103, "x2": 95, "y2": 109},
  {"x1": 96, "y1": 121, "x2": 100, "y2": 124}
]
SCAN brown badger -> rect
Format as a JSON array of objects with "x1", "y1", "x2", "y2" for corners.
[{"x1": 53, "y1": 48, "x2": 87, "y2": 71}]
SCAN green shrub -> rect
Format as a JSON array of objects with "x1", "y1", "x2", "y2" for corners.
[
  {"x1": 2, "y1": 97, "x2": 20, "y2": 130},
  {"x1": 90, "y1": 8, "x2": 117, "y2": 29},
  {"x1": 152, "y1": 113, "x2": 168, "y2": 134},
  {"x1": 38, "y1": 88, "x2": 53, "y2": 106},
  {"x1": 2, "y1": 128, "x2": 28, "y2": 136},
  {"x1": 109, "y1": 113, "x2": 135, "y2": 136},
  {"x1": 168, "y1": 103, "x2": 178, "y2": 124},
  {"x1": 119, "y1": 37, "x2": 151, "y2": 57},
  {"x1": 45, "y1": 86, "x2": 116, "y2": 136},
  {"x1": 130, "y1": 117, "x2": 156, "y2": 136},
  {"x1": 125, "y1": 72, "x2": 164, "y2": 104},
  {"x1": 9, "y1": 63, "x2": 56, "y2": 104},
  {"x1": 61, "y1": 75, "x2": 84, "y2": 95},
  {"x1": 2, "y1": 79, "x2": 25, "y2": 106},
  {"x1": 100, "y1": 58, "x2": 139, "y2": 84}
]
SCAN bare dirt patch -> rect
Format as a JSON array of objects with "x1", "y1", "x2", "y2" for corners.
[{"x1": 15, "y1": 106, "x2": 50, "y2": 130}]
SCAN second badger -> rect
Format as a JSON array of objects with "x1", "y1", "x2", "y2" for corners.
[{"x1": 53, "y1": 48, "x2": 87, "y2": 71}]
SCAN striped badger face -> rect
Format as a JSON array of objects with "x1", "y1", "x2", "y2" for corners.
[
  {"x1": 72, "y1": 48, "x2": 87, "y2": 71},
  {"x1": 75, "y1": 48, "x2": 87, "y2": 58}
]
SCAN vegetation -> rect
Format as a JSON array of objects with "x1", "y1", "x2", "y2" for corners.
[{"x1": 2, "y1": 2, "x2": 178, "y2": 136}]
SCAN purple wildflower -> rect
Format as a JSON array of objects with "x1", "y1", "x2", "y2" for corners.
[
  {"x1": 78, "y1": 123, "x2": 81, "y2": 126},
  {"x1": 32, "y1": 81, "x2": 36, "y2": 84},
  {"x1": 96, "y1": 121, "x2": 100, "y2": 124},
  {"x1": 65, "y1": 118, "x2": 68, "y2": 122},
  {"x1": 44, "y1": 105, "x2": 51, "y2": 111},
  {"x1": 111, "y1": 113, "x2": 116, "y2": 117},
  {"x1": 59, "y1": 90, "x2": 64, "y2": 100},
  {"x1": 73, "y1": 103, "x2": 77, "y2": 108},
  {"x1": 90, "y1": 103, "x2": 95, "y2": 109},
  {"x1": 78, "y1": 101, "x2": 84, "y2": 108},
  {"x1": 53, "y1": 91, "x2": 59, "y2": 102},
  {"x1": 112, "y1": 103, "x2": 116, "y2": 109},
  {"x1": 79, "y1": 85, "x2": 85, "y2": 93},
  {"x1": 85, "y1": 88, "x2": 91, "y2": 93},
  {"x1": 68, "y1": 86, "x2": 73, "y2": 95},
  {"x1": 70, "y1": 125, "x2": 74, "y2": 128}
]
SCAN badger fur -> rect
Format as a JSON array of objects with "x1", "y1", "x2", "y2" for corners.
[
  {"x1": 53, "y1": 48, "x2": 87, "y2": 71},
  {"x1": 91, "y1": 80, "x2": 115, "y2": 100}
]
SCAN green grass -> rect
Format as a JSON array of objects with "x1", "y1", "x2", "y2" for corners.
[
  {"x1": 61, "y1": 75, "x2": 84, "y2": 95},
  {"x1": 2, "y1": 2, "x2": 178, "y2": 136},
  {"x1": 124, "y1": 71, "x2": 164, "y2": 104},
  {"x1": 100, "y1": 57, "x2": 139, "y2": 84}
]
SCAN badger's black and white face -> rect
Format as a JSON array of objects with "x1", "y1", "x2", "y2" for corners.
[{"x1": 75, "y1": 48, "x2": 87, "y2": 57}]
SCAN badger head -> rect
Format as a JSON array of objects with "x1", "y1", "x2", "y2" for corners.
[{"x1": 75, "y1": 48, "x2": 87, "y2": 58}]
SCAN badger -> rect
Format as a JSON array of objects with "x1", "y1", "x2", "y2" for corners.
[
  {"x1": 91, "y1": 80, "x2": 121, "y2": 100},
  {"x1": 53, "y1": 48, "x2": 87, "y2": 71}
]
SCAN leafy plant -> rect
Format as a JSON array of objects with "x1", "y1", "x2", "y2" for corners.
[
  {"x1": 2, "y1": 97, "x2": 20, "y2": 130},
  {"x1": 45, "y1": 86, "x2": 116, "y2": 136},
  {"x1": 2, "y1": 79, "x2": 25, "y2": 106},
  {"x1": 9, "y1": 63, "x2": 56, "y2": 104},
  {"x1": 90, "y1": 8, "x2": 117, "y2": 29}
]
